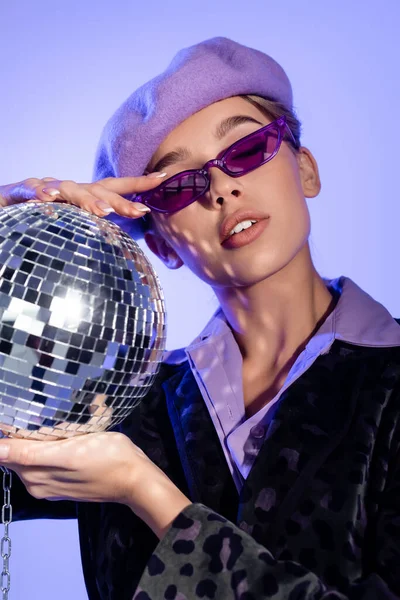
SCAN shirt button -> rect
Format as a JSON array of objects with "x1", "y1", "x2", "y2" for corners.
[{"x1": 250, "y1": 425, "x2": 265, "y2": 439}]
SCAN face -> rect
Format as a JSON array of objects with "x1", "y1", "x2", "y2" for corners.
[{"x1": 144, "y1": 96, "x2": 321, "y2": 289}]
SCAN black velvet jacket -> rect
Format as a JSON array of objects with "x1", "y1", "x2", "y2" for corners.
[{"x1": 13, "y1": 338, "x2": 400, "y2": 599}]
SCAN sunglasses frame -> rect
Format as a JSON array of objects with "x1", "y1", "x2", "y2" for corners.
[{"x1": 136, "y1": 116, "x2": 297, "y2": 214}]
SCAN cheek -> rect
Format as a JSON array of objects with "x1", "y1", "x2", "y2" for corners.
[
  {"x1": 269, "y1": 190, "x2": 311, "y2": 250},
  {"x1": 251, "y1": 160, "x2": 311, "y2": 255},
  {"x1": 157, "y1": 210, "x2": 226, "y2": 284},
  {"x1": 257, "y1": 152, "x2": 304, "y2": 198},
  {"x1": 257, "y1": 158, "x2": 309, "y2": 222},
  {"x1": 153, "y1": 209, "x2": 216, "y2": 262}
]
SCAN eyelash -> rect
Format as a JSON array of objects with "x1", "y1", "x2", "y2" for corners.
[{"x1": 152, "y1": 127, "x2": 262, "y2": 175}]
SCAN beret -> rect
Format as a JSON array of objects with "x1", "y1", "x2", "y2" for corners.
[{"x1": 92, "y1": 36, "x2": 293, "y2": 238}]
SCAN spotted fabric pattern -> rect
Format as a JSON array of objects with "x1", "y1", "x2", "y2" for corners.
[
  {"x1": 12, "y1": 341, "x2": 400, "y2": 600},
  {"x1": 134, "y1": 342, "x2": 400, "y2": 599},
  {"x1": 133, "y1": 503, "x2": 342, "y2": 599}
]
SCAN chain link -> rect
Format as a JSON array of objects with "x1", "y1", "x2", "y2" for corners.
[{"x1": 0, "y1": 467, "x2": 11, "y2": 600}]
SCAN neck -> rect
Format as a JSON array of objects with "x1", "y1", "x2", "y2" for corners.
[{"x1": 213, "y1": 245, "x2": 335, "y2": 373}]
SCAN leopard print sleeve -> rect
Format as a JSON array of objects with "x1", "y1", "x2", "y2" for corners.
[{"x1": 133, "y1": 493, "x2": 400, "y2": 600}]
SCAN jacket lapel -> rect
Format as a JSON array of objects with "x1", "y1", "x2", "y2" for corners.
[
  {"x1": 162, "y1": 342, "x2": 397, "y2": 559},
  {"x1": 237, "y1": 341, "x2": 392, "y2": 551},
  {"x1": 163, "y1": 364, "x2": 239, "y2": 521}
]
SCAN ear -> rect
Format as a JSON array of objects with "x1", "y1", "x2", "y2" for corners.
[
  {"x1": 144, "y1": 230, "x2": 184, "y2": 270},
  {"x1": 296, "y1": 147, "x2": 321, "y2": 198}
]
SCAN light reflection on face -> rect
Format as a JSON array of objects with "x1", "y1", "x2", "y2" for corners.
[{"x1": 145, "y1": 96, "x2": 321, "y2": 290}]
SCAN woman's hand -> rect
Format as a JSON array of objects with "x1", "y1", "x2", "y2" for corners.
[
  {"x1": 0, "y1": 173, "x2": 166, "y2": 218},
  {"x1": 0, "y1": 433, "x2": 191, "y2": 539}
]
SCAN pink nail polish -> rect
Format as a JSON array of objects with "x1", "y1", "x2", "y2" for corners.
[
  {"x1": 146, "y1": 172, "x2": 167, "y2": 179},
  {"x1": 42, "y1": 188, "x2": 61, "y2": 197},
  {"x1": 95, "y1": 201, "x2": 115, "y2": 213}
]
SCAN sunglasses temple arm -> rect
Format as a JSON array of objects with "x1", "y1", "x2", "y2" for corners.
[{"x1": 284, "y1": 122, "x2": 299, "y2": 148}]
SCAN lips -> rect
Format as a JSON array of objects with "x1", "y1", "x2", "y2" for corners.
[{"x1": 219, "y1": 209, "x2": 269, "y2": 244}]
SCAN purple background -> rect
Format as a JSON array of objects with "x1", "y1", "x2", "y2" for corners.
[{"x1": 0, "y1": 1, "x2": 399, "y2": 597}]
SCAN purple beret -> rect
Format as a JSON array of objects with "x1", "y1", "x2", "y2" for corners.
[{"x1": 93, "y1": 36, "x2": 293, "y2": 238}]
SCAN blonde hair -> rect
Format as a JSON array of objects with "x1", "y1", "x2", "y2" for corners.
[{"x1": 240, "y1": 94, "x2": 302, "y2": 150}]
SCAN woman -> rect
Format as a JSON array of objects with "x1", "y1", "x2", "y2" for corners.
[{"x1": 0, "y1": 37, "x2": 399, "y2": 600}]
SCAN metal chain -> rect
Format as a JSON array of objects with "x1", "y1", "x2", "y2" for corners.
[{"x1": 0, "y1": 467, "x2": 11, "y2": 600}]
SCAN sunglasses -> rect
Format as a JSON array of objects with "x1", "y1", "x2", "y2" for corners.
[{"x1": 135, "y1": 116, "x2": 297, "y2": 214}]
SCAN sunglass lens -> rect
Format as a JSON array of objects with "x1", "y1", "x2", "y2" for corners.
[
  {"x1": 225, "y1": 126, "x2": 279, "y2": 174},
  {"x1": 147, "y1": 172, "x2": 208, "y2": 212}
]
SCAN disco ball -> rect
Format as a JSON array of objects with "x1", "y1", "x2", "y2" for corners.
[{"x1": 0, "y1": 202, "x2": 166, "y2": 440}]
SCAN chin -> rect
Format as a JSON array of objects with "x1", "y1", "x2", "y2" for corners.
[
  {"x1": 190, "y1": 242, "x2": 305, "y2": 288},
  {"x1": 227, "y1": 252, "x2": 303, "y2": 288},
  {"x1": 209, "y1": 264, "x2": 283, "y2": 289}
]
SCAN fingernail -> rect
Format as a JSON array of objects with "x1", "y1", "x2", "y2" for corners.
[
  {"x1": 42, "y1": 188, "x2": 61, "y2": 197},
  {"x1": 0, "y1": 445, "x2": 9, "y2": 460},
  {"x1": 135, "y1": 205, "x2": 151, "y2": 213},
  {"x1": 146, "y1": 172, "x2": 167, "y2": 179},
  {"x1": 95, "y1": 201, "x2": 115, "y2": 214}
]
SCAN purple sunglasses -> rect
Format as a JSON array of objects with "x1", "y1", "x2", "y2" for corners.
[{"x1": 134, "y1": 116, "x2": 297, "y2": 214}]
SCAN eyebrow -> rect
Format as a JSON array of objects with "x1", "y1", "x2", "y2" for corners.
[{"x1": 151, "y1": 115, "x2": 264, "y2": 173}]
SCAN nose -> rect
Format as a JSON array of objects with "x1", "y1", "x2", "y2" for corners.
[{"x1": 207, "y1": 165, "x2": 242, "y2": 207}]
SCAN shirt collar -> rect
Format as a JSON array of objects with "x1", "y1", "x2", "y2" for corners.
[{"x1": 185, "y1": 275, "x2": 400, "y2": 352}]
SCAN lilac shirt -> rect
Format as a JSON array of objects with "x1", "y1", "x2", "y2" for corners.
[{"x1": 165, "y1": 277, "x2": 400, "y2": 492}]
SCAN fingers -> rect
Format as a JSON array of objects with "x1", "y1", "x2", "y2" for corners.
[
  {"x1": 55, "y1": 181, "x2": 150, "y2": 218},
  {"x1": 79, "y1": 185, "x2": 151, "y2": 218},
  {"x1": 0, "y1": 435, "x2": 92, "y2": 470},
  {"x1": 36, "y1": 173, "x2": 167, "y2": 218},
  {"x1": 99, "y1": 173, "x2": 167, "y2": 195},
  {"x1": 33, "y1": 181, "x2": 62, "y2": 202},
  {"x1": 6, "y1": 172, "x2": 168, "y2": 219},
  {"x1": 0, "y1": 438, "x2": 65, "y2": 468},
  {"x1": 6, "y1": 178, "x2": 45, "y2": 203},
  {"x1": 78, "y1": 174, "x2": 169, "y2": 217},
  {"x1": 0, "y1": 432, "x2": 122, "y2": 469}
]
